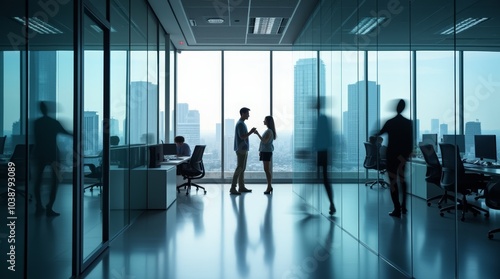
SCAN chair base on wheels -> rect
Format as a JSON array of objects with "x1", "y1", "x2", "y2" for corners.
[
  {"x1": 177, "y1": 181, "x2": 206, "y2": 195},
  {"x1": 439, "y1": 195, "x2": 489, "y2": 221},
  {"x1": 365, "y1": 179, "x2": 389, "y2": 189},
  {"x1": 427, "y1": 191, "x2": 455, "y2": 208},
  {"x1": 84, "y1": 183, "x2": 102, "y2": 192}
]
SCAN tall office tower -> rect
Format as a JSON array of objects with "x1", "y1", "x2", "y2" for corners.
[
  {"x1": 225, "y1": 118, "x2": 235, "y2": 138},
  {"x1": 223, "y1": 119, "x2": 235, "y2": 171},
  {"x1": 158, "y1": 111, "x2": 165, "y2": 142},
  {"x1": 84, "y1": 111, "x2": 99, "y2": 155},
  {"x1": 177, "y1": 103, "x2": 189, "y2": 123},
  {"x1": 109, "y1": 118, "x2": 120, "y2": 139},
  {"x1": 11, "y1": 121, "x2": 20, "y2": 135},
  {"x1": 431, "y1": 118, "x2": 439, "y2": 134},
  {"x1": 440, "y1": 123, "x2": 448, "y2": 140},
  {"x1": 177, "y1": 104, "x2": 200, "y2": 146},
  {"x1": 465, "y1": 121, "x2": 482, "y2": 154},
  {"x1": 127, "y1": 81, "x2": 158, "y2": 144},
  {"x1": 345, "y1": 80, "x2": 380, "y2": 163},
  {"x1": 216, "y1": 123, "x2": 221, "y2": 146},
  {"x1": 29, "y1": 51, "x2": 57, "y2": 120},
  {"x1": 293, "y1": 58, "x2": 325, "y2": 175}
]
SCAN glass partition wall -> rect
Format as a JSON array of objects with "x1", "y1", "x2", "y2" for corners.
[{"x1": 0, "y1": 0, "x2": 169, "y2": 277}]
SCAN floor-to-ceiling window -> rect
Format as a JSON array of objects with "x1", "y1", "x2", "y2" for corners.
[{"x1": 176, "y1": 51, "x2": 222, "y2": 178}]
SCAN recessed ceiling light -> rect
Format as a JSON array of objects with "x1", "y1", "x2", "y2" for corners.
[
  {"x1": 207, "y1": 18, "x2": 224, "y2": 24},
  {"x1": 440, "y1": 17, "x2": 489, "y2": 35},
  {"x1": 349, "y1": 17, "x2": 387, "y2": 35},
  {"x1": 13, "y1": 16, "x2": 63, "y2": 34}
]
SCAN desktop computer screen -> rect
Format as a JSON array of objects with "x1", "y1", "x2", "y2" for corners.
[
  {"x1": 422, "y1": 133, "x2": 438, "y2": 153},
  {"x1": 474, "y1": 135, "x2": 497, "y2": 162},
  {"x1": 162, "y1": 143, "x2": 177, "y2": 156},
  {"x1": 442, "y1": 134, "x2": 465, "y2": 154},
  {"x1": 148, "y1": 144, "x2": 163, "y2": 168}
]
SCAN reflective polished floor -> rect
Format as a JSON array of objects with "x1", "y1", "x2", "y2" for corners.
[{"x1": 81, "y1": 184, "x2": 407, "y2": 279}]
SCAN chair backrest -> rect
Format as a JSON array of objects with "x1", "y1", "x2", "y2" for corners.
[
  {"x1": 485, "y1": 180, "x2": 500, "y2": 210},
  {"x1": 10, "y1": 144, "x2": 33, "y2": 182},
  {"x1": 419, "y1": 143, "x2": 442, "y2": 183},
  {"x1": 0, "y1": 135, "x2": 6, "y2": 154},
  {"x1": 363, "y1": 141, "x2": 383, "y2": 170},
  {"x1": 439, "y1": 143, "x2": 464, "y2": 189},
  {"x1": 189, "y1": 145, "x2": 206, "y2": 173}
]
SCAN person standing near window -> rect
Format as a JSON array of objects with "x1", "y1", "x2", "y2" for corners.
[
  {"x1": 255, "y1": 116, "x2": 276, "y2": 194},
  {"x1": 174, "y1": 136, "x2": 191, "y2": 156},
  {"x1": 230, "y1": 107, "x2": 257, "y2": 195},
  {"x1": 375, "y1": 99, "x2": 413, "y2": 218}
]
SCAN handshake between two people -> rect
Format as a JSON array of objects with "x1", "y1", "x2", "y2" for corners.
[{"x1": 249, "y1": 127, "x2": 259, "y2": 136}]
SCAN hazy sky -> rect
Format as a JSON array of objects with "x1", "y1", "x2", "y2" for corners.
[{"x1": 3, "y1": 50, "x2": 500, "y2": 136}]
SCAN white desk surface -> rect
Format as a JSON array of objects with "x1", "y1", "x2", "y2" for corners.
[{"x1": 160, "y1": 156, "x2": 190, "y2": 165}]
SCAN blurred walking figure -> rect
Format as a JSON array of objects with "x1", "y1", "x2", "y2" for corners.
[
  {"x1": 32, "y1": 101, "x2": 72, "y2": 217},
  {"x1": 375, "y1": 99, "x2": 413, "y2": 218},
  {"x1": 315, "y1": 108, "x2": 336, "y2": 215},
  {"x1": 255, "y1": 116, "x2": 276, "y2": 194}
]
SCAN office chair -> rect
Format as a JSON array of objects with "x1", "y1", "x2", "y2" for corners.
[
  {"x1": 83, "y1": 136, "x2": 120, "y2": 192},
  {"x1": 84, "y1": 163, "x2": 102, "y2": 192},
  {"x1": 484, "y1": 180, "x2": 500, "y2": 239},
  {"x1": 177, "y1": 145, "x2": 206, "y2": 195},
  {"x1": 438, "y1": 143, "x2": 489, "y2": 221},
  {"x1": 0, "y1": 135, "x2": 6, "y2": 154},
  {"x1": 419, "y1": 143, "x2": 454, "y2": 208},
  {"x1": 363, "y1": 141, "x2": 389, "y2": 189}
]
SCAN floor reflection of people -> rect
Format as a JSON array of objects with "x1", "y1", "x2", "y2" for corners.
[
  {"x1": 231, "y1": 195, "x2": 249, "y2": 277},
  {"x1": 260, "y1": 195, "x2": 275, "y2": 278},
  {"x1": 32, "y1": 101, "x2": 72, "y2": 217}
]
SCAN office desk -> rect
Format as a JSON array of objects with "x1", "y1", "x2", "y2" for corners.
[
  {"x1": 160, "y1": 156, "x2": 190, "y2": 165},
  {"x1": 160, "y1": 156, "x2": 191, "y2": 186},
  {"x1": 410, "y1": 158, "x2": 432, "y2": 200},
  {"x1": 409, "y1": 158, "x2": 500, "y2": 201},
  {"x1": 110, "y1": 165, "x2": 178, "y2": 210},
  {"x1": 463, "y1": 163, "x2": 500, "y2": 176}
]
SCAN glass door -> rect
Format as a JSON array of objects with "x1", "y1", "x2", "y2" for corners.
[{"x1": 82, "y1": 12, "x2": 106, "y2": 261}]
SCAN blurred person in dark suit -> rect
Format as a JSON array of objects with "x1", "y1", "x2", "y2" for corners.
[{"x1": 32, "y1": 101, "x2": 72, "y2": 217}]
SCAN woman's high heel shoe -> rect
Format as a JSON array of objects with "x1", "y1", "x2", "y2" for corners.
[{"x1": 264, "y1": 187, "x2": 273, "y2": 194}]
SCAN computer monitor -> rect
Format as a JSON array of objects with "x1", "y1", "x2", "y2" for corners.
[
  {"x1": 422, "y1": 134, "x2": 438, "y2": 153},
  {"x1": 442, "y1": 134, "x2": 465, "y2": 154},
  {"x1": 474, "y1": 135, "x2": 497, "y2": 162},
  {"x1": 148, "y1": 144, "x2": 163, "y2": 168},
  {"x1": 162, "y1": 143, "x2": 177, "y2": 156}
]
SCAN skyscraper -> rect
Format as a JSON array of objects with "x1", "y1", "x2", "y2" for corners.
[
  {"x1": 84, "y1": 111, "x2": 99, "y2": 155},
  {"x1": 345, "y1": 80, "x2": 381, "y2": 163},
  {"x1": 431, "y1": 118, "x2": 439, "y2": 134},
  {"x1": 465, "y1": 121, "x2": 481, "y2": 154},
  {"x1": 177, "y1": 103, "x2": 200, "y2": 146},
  {"x1": 439, "y1": 123, "x2": 448, "y2": 140},
  {"x1": 293, "y1": 58, "x2": 325, "y2": 175},
  {"x1": 127, "y1": 81, "x2": 158, "y2": 144},
  {"x1": 29, "y1": 51, "x2": 57, "y2": 120}
]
